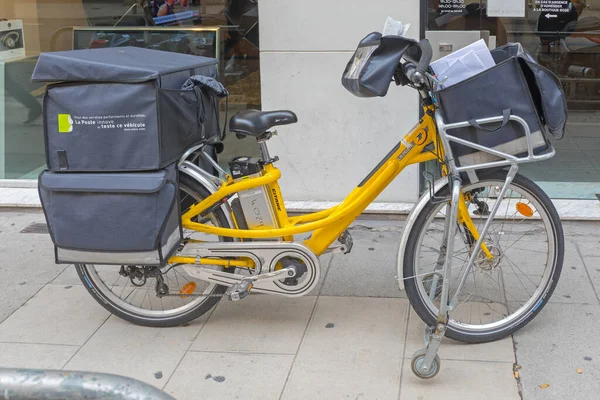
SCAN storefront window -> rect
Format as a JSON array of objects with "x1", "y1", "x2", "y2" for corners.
[
  {"x1": 425, "y1": 0, "x2": 600, "y2": 200},
  {"x1": 1, "y1": 0, "x2": 260, "y2": 179}
]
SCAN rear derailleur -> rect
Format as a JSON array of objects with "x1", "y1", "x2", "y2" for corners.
[{"x1": 119, "y1": 265, "x2": 169, "y2": 298}]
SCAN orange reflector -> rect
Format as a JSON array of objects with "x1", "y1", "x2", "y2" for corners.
[
  {"x1": 516, "y1": 202, "x2": 534, "y2": 218},
  {"x1": 179, "y1": 282, "x2": 197, "y2": 298}
]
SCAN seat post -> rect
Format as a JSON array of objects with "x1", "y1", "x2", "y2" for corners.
[
  {"x1": 256, "y1": 130, "x2": 278, "y2": 164},
  {"x1": 259, "y1": 140, "x2": 271, "y2": 162}
]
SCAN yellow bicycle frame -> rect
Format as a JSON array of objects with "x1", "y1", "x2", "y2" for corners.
[{"x1": 177, "y1": 105, "x2": 492, "y2": 267}]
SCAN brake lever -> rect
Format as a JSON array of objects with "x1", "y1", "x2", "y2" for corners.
[{"x1": 424, "y1": 71, "x2": 448, "y2": 87}]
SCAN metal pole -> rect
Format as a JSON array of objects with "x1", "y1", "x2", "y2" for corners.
[
  {"x1": 449, "y1": 164, "x2": 519, "y2": 310},
  {"x1": 0, "y1": 368, "x2": 177, "y2": 400}
]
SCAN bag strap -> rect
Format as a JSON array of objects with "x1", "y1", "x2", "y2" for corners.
[
  {"x1": 468, "y1": 109, "x2": 511, "y2": 133},
  {"x1": 220, "y1": 95, "x2": 228, "y2": 142},
  {"x1": 57, "y1": 150, "x2": 68, "y2": 170},
  {"x1": 192, "y1": 83, "x2": 228, "y2": 142}
]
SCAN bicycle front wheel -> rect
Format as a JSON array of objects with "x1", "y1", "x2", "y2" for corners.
[{"x1": 404, "y1": 170, "x2": 564, "y2": 343}]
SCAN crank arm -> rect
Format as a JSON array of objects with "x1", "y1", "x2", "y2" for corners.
[
  {"x1": 243, "y1": 267, "x2": 296, "y2": 283},
  {"x1": 225, "y1": 267, "x2": 297, "y2": 301}
]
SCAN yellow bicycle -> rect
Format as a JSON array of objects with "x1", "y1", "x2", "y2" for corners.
[{"x1": 75, "y1": 38, "x2": 564, "y2": 379}]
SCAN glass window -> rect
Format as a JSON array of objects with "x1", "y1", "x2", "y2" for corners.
[
  {"x1": 0, "y1": 0, "x2": 260, "y2": 179},
  {"x1": 425, "y1": 0, "x2": 600, "y2": 199}
]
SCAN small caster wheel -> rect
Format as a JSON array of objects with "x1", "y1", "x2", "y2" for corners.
[{"x1": 411, "y1": 348, "x2": 441, "y2": 379}]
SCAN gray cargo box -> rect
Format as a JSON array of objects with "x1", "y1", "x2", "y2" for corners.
[
  {"x1": 32, "y1": 47, "x2": 220, "y2": 172},
  {"x1": 38, "y1": 163, "x2": 182, "y2": 266}
]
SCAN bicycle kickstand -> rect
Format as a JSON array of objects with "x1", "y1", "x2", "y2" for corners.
[{"x1": 411, "y1": 176, "x2": 461, "y2": 379}]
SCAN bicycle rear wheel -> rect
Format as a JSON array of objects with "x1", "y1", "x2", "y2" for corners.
[
  {"x1": 75, "y1": 174, "x2": 233, "y2": 327},
  {"x1": 403, "y1": 170, "x2": 564, "y2": 343}
]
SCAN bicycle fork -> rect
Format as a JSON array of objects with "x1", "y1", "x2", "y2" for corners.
[
  {"x1": 419, "y1": 175, "x2": 461, "y2": 373},
  {"x1": 419, "y1": 165, "x2": 519, "y2": 374}
]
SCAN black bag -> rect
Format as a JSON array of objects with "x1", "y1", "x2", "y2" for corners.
[
  {"x1": 491, "y1": 43, "x2": 568, "y2": 140},
  {"x1": 38, "y1": 163, "x2": 182, "y2": 266},
  {"x1": 342, "y1": 32, "x2": 418, "y2": 97},
  {"x1": 32, "y1": 46, "x2": 223, "y2": 172},
  {"x1": 435, "y1": 52, "x2": 555, "y2": 166}
]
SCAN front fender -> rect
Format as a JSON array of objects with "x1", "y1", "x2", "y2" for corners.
[{"x1": 397, "y1": 176, "x2": 450, "y2": 291}]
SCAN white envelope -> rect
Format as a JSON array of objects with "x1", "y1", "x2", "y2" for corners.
[{"x1": 435, "y1": 50, "x2": 489, "y2": 90}]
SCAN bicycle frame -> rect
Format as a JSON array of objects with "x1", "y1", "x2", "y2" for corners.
[{"x1": 174, "y1": 104, "x2": 490, "y2": 267}]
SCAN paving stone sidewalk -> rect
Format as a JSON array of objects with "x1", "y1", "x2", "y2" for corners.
[{"x1": 0, "y1": 209, "x2": 597, "y2": 399}]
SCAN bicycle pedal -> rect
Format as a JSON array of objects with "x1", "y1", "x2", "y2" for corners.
[
  {"x1": 338, "y1": 230, "x2": 354, "y2": 254},
  {"x1": 225, "y1": 280, "x2": 254, "y2": 301}
]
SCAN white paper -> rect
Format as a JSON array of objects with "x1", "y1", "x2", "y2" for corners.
[
  {"x1": 431, "y1": 39, "x2": 495, "y2": 77},
  {"x1": 431, "y1": 40, "x2": 496, "y2": 90},
  {"x1": 435, "y1": 50, "x2": 489, "y2": 89},
  {"x1": 487, "y1": 0, "x2": 526, "y2": 18}
]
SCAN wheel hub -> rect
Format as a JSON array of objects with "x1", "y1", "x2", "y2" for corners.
[
  {"x1": 411, "y1": 349, "x2": 441, "y2": 379},
  {"x1": 278, "y1": 256, "x2": 308, "y2": 286},
  {"x1": 474, "y1": 244, "x2": 502, "y2": 272}
]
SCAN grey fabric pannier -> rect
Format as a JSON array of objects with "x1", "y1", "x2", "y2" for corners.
[
  {"x1": 491, "y1": 43, "x2": 568, "y2": 140},
  {"x1": 31, "y1": 46, "x2": 221, "y2": 172},
  {"x1": 38, "y1": 163, "x2": 182, "y2": 266},
  {"x1": 435, "y1": 55, "x2": 551, "y2": 167}
]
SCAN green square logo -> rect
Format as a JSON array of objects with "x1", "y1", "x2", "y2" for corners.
[{"x1": 58, "y1": 114, "x2": 73, "y2": 133}]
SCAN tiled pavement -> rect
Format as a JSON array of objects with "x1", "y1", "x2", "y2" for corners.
[{"x1": 0, "y1": 210, "x2": 599, "y2": 399}]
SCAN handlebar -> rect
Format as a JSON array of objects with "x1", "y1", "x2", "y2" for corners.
[
  {"x1": 415, "y1": 39, "x2": 433, "y2": 75},
  {"x1": 400, "y1": 39, "x2": 433, "y2": 88}
]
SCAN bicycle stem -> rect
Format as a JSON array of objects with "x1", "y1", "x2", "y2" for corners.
[{"x1": 448, "y1": 164, "x2": 519, "y2": 310}]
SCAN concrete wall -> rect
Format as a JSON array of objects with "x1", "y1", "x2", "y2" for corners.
[{"x1": 258, "y1": 1, "x2": 421, "y2": 203}]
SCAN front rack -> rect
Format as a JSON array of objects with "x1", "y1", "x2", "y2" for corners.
[{"x1": 436, "y1": 112, "x2": 556, "y2": 174}]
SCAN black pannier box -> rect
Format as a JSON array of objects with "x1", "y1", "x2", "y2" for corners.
[
  {"x1": 31, "y1": 46, "x2": 220, "y2": 172},
  {"x1": 38, "y1": 163, "x2": 182, "y2": 266},
  {"x1": 435, "y1": 43, "x2": 567, "y2": 166}
]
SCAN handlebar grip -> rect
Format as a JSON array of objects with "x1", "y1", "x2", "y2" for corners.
[
  {"x1": 405, "y1": 64, "x2": 417, "y2": 82},
  {"x1": 404, "y1": 63, "x2": 424, "y2": 86},
  {"x1": 416, "y1": 39, "x2": 433, "y2": 74}
]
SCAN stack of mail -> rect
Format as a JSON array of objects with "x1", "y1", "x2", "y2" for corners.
[{"x1": 430, "y1": 39, "x2": 496, "y2": 90}]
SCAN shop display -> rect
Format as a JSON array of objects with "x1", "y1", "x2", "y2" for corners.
[
  {"x1": 0, "y1": 20, "x2": 25, "y2": 61},
  {"x1": 73, "y1": 26, "x2": 220, "y2": 60}
]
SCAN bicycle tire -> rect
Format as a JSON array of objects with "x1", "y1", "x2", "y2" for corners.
[
  {"x1": 403, "y1": 170, "x2": 564, "y2": 343},
  {"x1": 75, "y1": 174, "x2": 233, "y2": 327}
]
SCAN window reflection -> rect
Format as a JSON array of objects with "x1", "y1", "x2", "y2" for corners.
[
  {"x1": 1, "y1": 0, "x2": 260, "y2": 179},
  {"x1": 426, "y1": 0, "x2": 600, "y2": 198},
  {"x1": 428, "y1": 1, "x2": 508, "y2": 45}
]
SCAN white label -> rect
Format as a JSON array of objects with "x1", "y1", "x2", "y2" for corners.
[
  {"x1": 438, "y1": 0, "x2": 466, "y2": 13},
  {"x1": 67, "y1": 114, "x2": 147, "y2": 133},
  {"x1": 487, "y1": 0, "x2": 526, "y2": 18},
  {"x1": 532, "y1": 0, "x2": 571, "y2": 14}
]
